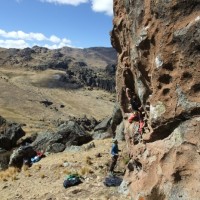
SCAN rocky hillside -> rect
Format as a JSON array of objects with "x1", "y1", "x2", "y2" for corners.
[
  {"x1": 0, "y1": 46, "x2": 117, "y2": 92},
  {"x1": 111, "y1": 0, "x2": 200, "y2": 199},
  {"x1": 0, "y1": 46, "x2": 117, "y2": 70}
]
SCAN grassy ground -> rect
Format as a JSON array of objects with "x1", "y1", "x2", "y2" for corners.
[
  {"x1": 0, "y1": 68, "x2": 115, "y2": 135},
  {"x1": 0, "y1": 68, "x2": 130, "y2": 199},
  {"x1": 0, "y1": 139, "x2": 130, "y2": 200}
]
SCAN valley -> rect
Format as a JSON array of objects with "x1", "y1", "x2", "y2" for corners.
[{"x1": 0, "y1": 68, "x2": 115, "y2": 135}]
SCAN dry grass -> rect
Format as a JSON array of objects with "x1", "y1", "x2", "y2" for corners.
[
  {"x1": 0, "y1": 68, "x2": 115, "y2": 136},
  {"x1": 85, "y1": 156, "x2": 93, "y2": 165},
  {"x1": 62, "y1": 169, "x2": 71, "y2": 175},
  {"x1": 11, "y1": 175, "x2": 19, "y2": 181},
  {"x1": 25, "y1": 171, "x2": 32, "y2": 177},
  {"x1": 33, "y1": 164, "x2": 42, "y2": 171},
  {"x1": 22, "y1": 165, "x2": 29, "y2": 171},
  {"x1": 79, "y1": 166, "x2": 93, "y2": 176},
  {"x1": 0, "y1": 167, "x2": 20, "y2": 181},
  {"x1": 40, "y1": 173, "x2": 46, "y2": 179},
  {"x1": 0, "y1": 139, "x2": 128, "y2": 200}
]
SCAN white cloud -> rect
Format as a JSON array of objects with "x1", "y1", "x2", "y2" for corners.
[
  {"x1": 0, "y1": 29, "x2": 47, "y2": 41},
  {"x1": 62, "y1": 38, "x2": 71, "y2": 44},
  {"x1": 49, "y1": 35, "x2": 61, "y2": 43},
  {"x1": 0, "y1": 29, "x2": 72, "y2": 49},
  {"x1": 40, "y1": 0, "x2": 113, "y2": 16},
  {"x1": 90, "y1": 0, "x2": 113, "y2": 16},
  {"x1": 44, "y1": 39, "x2": 72, "y2": 49},
  {"x1": 29, "y1": 32, "x2": 47, "y2": 41},
  {"x1": 0, "y1": 39, "x2": 29, "y2": 49},
  {"x1": 44, "y1": 43, "x2": 70, "y2": 49},
  {"x1": 40, "y1": 0, "x2": 88, "y2": 6}
]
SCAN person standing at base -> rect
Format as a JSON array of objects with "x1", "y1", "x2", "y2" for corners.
[{"x1": 109, "y1": 139, "x2": 120, "y2": 175}]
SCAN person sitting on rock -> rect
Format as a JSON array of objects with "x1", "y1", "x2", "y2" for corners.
[{"x1": 109, "y1": 139, "x2": 120, "y2": 175}]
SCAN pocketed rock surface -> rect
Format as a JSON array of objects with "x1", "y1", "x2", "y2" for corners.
[{"x1": 111, "y1": 0, "x2": 200, "y2": 199}]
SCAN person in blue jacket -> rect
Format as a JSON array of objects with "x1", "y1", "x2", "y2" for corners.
[{"x1": 109, "y1": 139, "x2": 120, "y2": 175}]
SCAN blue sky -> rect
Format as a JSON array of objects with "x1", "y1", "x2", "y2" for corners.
[{"x1": 0, "y1": 0, "x2": 113, "y2": 49}]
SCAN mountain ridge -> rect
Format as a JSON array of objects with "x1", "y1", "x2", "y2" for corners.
[{"x1": 0, "y1": 46, "x2": 117, "y2": 70}]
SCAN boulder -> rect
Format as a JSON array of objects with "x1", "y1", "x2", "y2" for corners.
[
  {"x1": 20, "y1": 133, "x2": 38, "y2": 146},
  {"x1": 32, "y1": 120, "x2": 92, "y2": 152},
  {"x1": 70, "y1": 115, "x2": 98, "y2": 132},
  {"x1": 46, "y1": 143, "x2": 66, "y2": 153},
  {"x1": 94, "y1": 117, "x2": 112, "y2": 132},
  {"x1": 9, "y1": 145, "x2": 36, "y2": 168},
  {"x1": 112, "y1": 103, "x2": 123, "y2": 125},
  {"x1": 110, "y1": 103, "x2": 123, "y2": 135},
  {"x1": 64, "y1": 145, "x2": 83, "y2": 152},
  {"x1": 0, "y1": 116, "x2": 6, "y2": 126},
  {"x1": 31, "y1": 130, "x2": 62, "y2": 152},
  {"x1": 115, "y1": 121, "x2": 125, "y2": 141},
  {"x1": 92, "y1": 131, "x2": 111, "y2": 140},
  {"x1": 0, "y1": 149, "x2": 12, "y2": 170},
  {"x1": 0, "y1": 116, "x2": 25, "y2": 150},
  {"x1": 93, "y1": 117, "x2": 112, "y2": 139},
  {"x1": 57, "y1": 121, "x2": 92, "y2": 146}
]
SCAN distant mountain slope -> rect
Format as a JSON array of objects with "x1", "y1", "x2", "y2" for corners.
[
  {"x1": 0, "y1": 46, "x2": 117, "y2": 92},
  {"x1": 0, "y1": 46, "x2": 117, "y2": 70}
]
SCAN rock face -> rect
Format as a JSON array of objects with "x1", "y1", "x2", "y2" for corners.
[
  {"x1": 65, "y1": 63, "x2": 116, "y2": 92},
  {"x1": 112, "y1": 0, "x2": 200, "y2": 199},
  {"x1": 0, "y1": 116, "x2": 25, "y2": 150}
]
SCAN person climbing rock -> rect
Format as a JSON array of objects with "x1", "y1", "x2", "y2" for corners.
[
  {"x1": 128, "y1": 111, "x2": 140, "y2": 123},
  {"x1": 109, "y1": 139, "x2": 120, "y2": 175},
  {"x1": 125, "y1": 88, "x2": 142, "y2": 112},
  {"x1": 125, "y1": 87, "x2": 145, "y2": 125}
]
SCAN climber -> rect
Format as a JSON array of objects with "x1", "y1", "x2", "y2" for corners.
[
  {"x1": 128, "y1": 111, "x2": 140, "y2": 123},
  {"x1": 125, "y1": 87, "x2": 145, "y2": 124},
  {"x1": 109, "y1": 139, "x2": 120, "y2": 175},
  {"x1": 125, "y1": 88, "x2": 142, "y2": 112}
]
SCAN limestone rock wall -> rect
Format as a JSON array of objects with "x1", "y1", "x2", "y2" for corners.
[{"x1": 111, "y1": 0, "x2": 200, "y2": 199}]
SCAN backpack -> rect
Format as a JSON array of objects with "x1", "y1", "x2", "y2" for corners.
[{"x1": 63, "y1": 174, "x2": 82, "y2": 188}]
